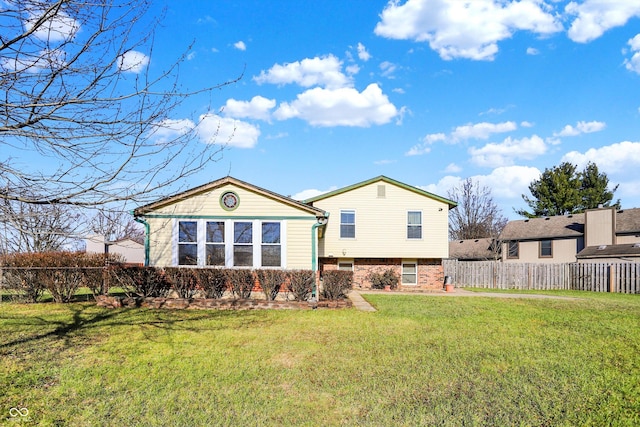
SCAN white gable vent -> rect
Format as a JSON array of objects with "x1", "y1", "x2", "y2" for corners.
[{"x1": 377, "y1": 185, "x2": 386, "y2": 198}]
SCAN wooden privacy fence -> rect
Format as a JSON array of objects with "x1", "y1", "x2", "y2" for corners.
[{"x1": 443, "y1": 260, "x2": 640, "y2": 294}]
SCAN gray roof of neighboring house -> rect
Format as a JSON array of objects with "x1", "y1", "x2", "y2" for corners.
[
  {"x1": 577, "y1": 243, "x2": 640, "y2": 259},
  {"x1": 448, "y1": 238, "x2": 497, "y2": 260},
  {"x1": 499, "y1": 214, "x2": 585, "y2": 241},
  {"x1": 615, "y1": 208, "x2": 640, "y2": 234}
]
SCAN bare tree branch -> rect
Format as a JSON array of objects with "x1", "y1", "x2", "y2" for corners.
[
  {"x1": 447, "y1": 178, "x2": 508, "y2": 241},
  {"x1": 1, "y1": 0, "x2": 242, "y2": 206}
]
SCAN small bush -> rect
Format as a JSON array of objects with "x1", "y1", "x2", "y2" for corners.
[
  {"x1": 321, "y1": 270, "x2": 353, "y2": 300},
  {"x1": 0, "y1": 251, "x2": 122, "y2": 303},
  {"x1": 287, "y1": 270, "x2": 315, "y2": 301},
  {"x1": 110, "y1": 266, "x2": 168, "y2": 298},
  {"x1": 255, "y1": 269, "x2": 286, "y2": 301},
  {"x1": 163, "y1": 267, "x2": 198, "y2": 298},
  {"x1": 225, "y1": 269, "x2": 255, "y2": 299},
  {"x1": 195, "y1": 268, "x2": 228, "y2": 299},
  {"x1": 367, "y1": 269, "x2": 399, "y2": 290}
]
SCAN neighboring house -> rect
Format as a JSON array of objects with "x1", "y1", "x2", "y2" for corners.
[
  {"x1": 305, "y1": 176, "x2": 457, "y2": 289},
  {"x1": 85, "y1": 234, "x2": 145, "y2": 265},
  {"x1": 498, "y1": 207, "x2": 640, "y2": 263},
  {"x1": 448, "y1": 238, "x2": 499, "y2": 261},
  {"x1": 133, "y1": 175, "x2": 457, "y2": 290}
]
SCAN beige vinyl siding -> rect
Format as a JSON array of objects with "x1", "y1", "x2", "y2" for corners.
[
  {"x1": 502, "y1": 238, "x2": 580, "y2": 263},
  {"x1": 617, "y1": 235, "x2": 640, "y2": 244},
  {"x1": 315, "y1": 181, "x2": 449, "y2": 259},
  {"x1": 149, "y1": 184, "x2": 313, "y2": 217},
  {"x1": 144, "y1": 184, "x2": 317, "y2": 268},
  {"x1": 585, "y1": 208, "x2": 615, "y2": 247}
]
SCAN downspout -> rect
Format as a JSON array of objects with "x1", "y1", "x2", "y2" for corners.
[
  {"x1": 311, "y1": 214, "x2": 329, "y2": 298},
  {"x1": 133, "y1": 213, "x2": 150, "y2": 267}
]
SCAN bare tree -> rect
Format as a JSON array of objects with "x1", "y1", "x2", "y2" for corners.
[
  {"x1": 89, "y1": 208, "x2": 143, "y2": 242},
  {"x1": 1, "y1": 0, "x2": 240, "y2": 207},
  {"x1": 447, "y1": 178, "x2": 508, "y2": 241},
  {"x1": 0, "y1": 197, "x2": 82, "y2": 253}
]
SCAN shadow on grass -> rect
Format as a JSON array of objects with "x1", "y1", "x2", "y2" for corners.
[{"x1": 0, "y1": 303, "x2": 270, "y2": 356}]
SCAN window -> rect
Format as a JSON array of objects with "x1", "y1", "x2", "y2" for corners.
[
  {"x1": 402, "y1": 262, "x2": 417, "y2": 285},
  {"x1": 175, "y1": 220, "x2": 284, "y2": 267},
  {"x1": 508, "y1": 241, "x2": 519, "y2": 259},
  {"x1": 407, "y1": 211, "x2": 422, "y2": 239},
  {"x1": 340, "y1": 210, "x2": 355, "y2": 238},
  {"x1": 206, "y1": 221, "x2": 225, "y2": 266},
  {"x1": 178, "y1": 221, "x2": 198, "y2": 265},
  {"x1": 540, "y1": 240, "x2": 552, "y2": 258},
  {"x1": 261, "y1": 222, "x2": 281, "y2": 267},
  {"x1": 338, "y1": 262, "x2": 353, "y2": 271},
  {"x1": 234, "y1": 222, "x2": 253, "y2": 266}
]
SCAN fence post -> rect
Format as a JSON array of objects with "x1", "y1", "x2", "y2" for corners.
[{"x1": 609, "y1": 265, "x2": 615, "y2": 293}]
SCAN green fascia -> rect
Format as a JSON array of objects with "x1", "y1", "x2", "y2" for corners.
[{"x1": 304, "y1": 175, "x2": 458, "y2": 208}]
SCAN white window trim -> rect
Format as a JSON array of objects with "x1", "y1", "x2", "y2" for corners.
[
  {"x1": 340, "y1": 209, "x2": 356, "y2": 239},
  {"x1": 407, "y1": 210, "x2": 423, "y2": 240},
  {"x1": 173, "y1": 219, "x2": 286, "y2": 268},
  {"x1": 401, "y1": 260, "x2": 418, "y2": 286}
]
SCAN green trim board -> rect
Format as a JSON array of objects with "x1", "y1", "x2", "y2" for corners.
[
  {"x1": 139, "y1": 214, "x2": 319, "y2": 221},
  {"x1": 304, "y1": 175, "x2": 458, "y2": 208}
]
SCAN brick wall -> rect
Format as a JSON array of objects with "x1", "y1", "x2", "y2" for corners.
[{"x1": 319, "y1": 258, "x2": 444, "y2": 290}]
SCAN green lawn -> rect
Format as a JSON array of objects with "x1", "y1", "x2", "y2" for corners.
[{"x1": 2, "y1": 292, "x2": 639, "y2": 426}]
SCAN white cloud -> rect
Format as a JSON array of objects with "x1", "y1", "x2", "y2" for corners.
[
  {"x1": 421, "y1": 165, "x2": 541, "y2": 202},
  {"x1": 476, "y1": 166, "x2": 541, "y2": 199},
  {"x1": 292, "y1": 186, "x2": 338, "y2": 201},
  {"x1": 521, "y1": 121, "x2": 534, "y2": 128},
  {"x1": 187, "y1": 52, "x2": 196, "y2": 61},
  {"x1": 526, "y1": 47, "x2": 540, "y2": 55},
  {"x1": 118, "y1": 51, "x2": 150, "y2": 73},
  {"x1": 374, "y1": 0, "x2": 561, "y2": 60},
  {"x1": 222, "y1": 96, "x2": 276, "y2": 121},
  {"x1": 345, "y1": 64, "x2": 360, "y2": 75},
  {"x1": 380, "y1": 61, "x2": 397, "y2": 78},
  {"x1": 561, "y1": 141, "x2": 640, "y2": 174},
  {"x1": 554, "y1": 120, "x2": 606, "y2": 137},
  {"x1": 405, "y1": 133, "x2": 446, "y2": 156},
  {"x1": 25, "y1": 10, "x2": 80, "y2": 42},
  {"x1": 469, "y1": 135, "x2": 547, "y2": 167},
  {"x1": 624, "y1": 34, "x2": 640, "y2": 74},
  {"x1": 273, "y1": 83, "x2": 398, "y2": 127},
  {"x1": 407, "y1": 121, "x2": 519, "y2": 156},
  {"x1": 197, "y1": 114, "x2": 260, "y2": 148},
  {"x1": 566, "y1": 1, "x2": 640, "y2": 43},
  {"x1": 234, "y1": 41, "x2": 246, "y2": 51},
  {"x1": 452, "y1": 121, "x2": 518, "y2": 141},
  {"x1": 357, "y1": 42, "x2": 371, "y2": 61},
  {"x1": 1, "y1": 48, "x2": 66, "y2": 73},
  {"x1": 444, "y1": 163, "x2": 462, "y2": 173},
  {"x1": 150, "y1": 119, "x2": 196, "y2": 144},
  {"x1": 254, "y1": 55, "x2": 351, "y2": 89}
]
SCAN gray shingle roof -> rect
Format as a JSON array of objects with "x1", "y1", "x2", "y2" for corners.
[
  {"x1": 615, "y1": 208, "x2": 640, "y2": 234},
  {"x1": 448, "y1": 238, "x2": 497, "y2": 260},
  {"x1": 577, "y1": 243, "x2": 640, "y2": 259},
  {"x1": 499, "y1": 214, "x2": 585, "y2": 241}
]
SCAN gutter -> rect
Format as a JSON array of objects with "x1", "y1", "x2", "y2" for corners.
[
  {"x1": 311, "y1": 214, "x2": 329, "y2": 298},
  {"x1": 132, "y1": 213, "x2": 150, "y2": 267}
]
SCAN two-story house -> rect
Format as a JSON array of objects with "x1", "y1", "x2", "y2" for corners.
[
  {"x1": 498, "y1": 207, "x2": 640, "y2": 263},
  {"x1": 133, "y1": 175, "x2": 457, "y2": 290}
]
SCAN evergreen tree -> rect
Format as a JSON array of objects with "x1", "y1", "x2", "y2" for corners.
[
  {"x1": 579, "y1": 162, "x2": 621, "y2": 211},
  {"x1": 517, "y1": 162, "x2": 620, "y2": 218}
]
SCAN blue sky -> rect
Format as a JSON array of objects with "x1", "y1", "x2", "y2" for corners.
[{"x1": 26, "y1": 1, "x2": 640, "y2": 219}]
